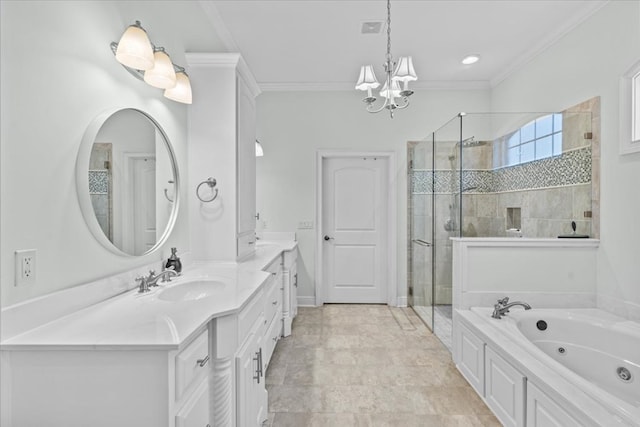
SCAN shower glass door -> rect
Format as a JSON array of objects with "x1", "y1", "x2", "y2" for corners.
[{"x1": 408, "y1": 138, "x2": 434, "y2": 331}]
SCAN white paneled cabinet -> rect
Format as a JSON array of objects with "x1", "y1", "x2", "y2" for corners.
[
  {"x1": 186, "y1": 53, "x2": 261, "y2": 262},
  {"x1": 527, "y1": 382, "x2": 583, "y2": 427},
  {"x1": 485, "y1": 347, "x2": 525, "y2": 427},
  {"x1": 236, "y1": 323, "x2": 267, "y2": 427},
  {"x1": 454, "y1": 313, "x2": 586, "y2": 427},
  {"x1": 175, "y1": 379, "x2": 210, "y2": 427},
  {"x1": 456, "y1": 322, "x2": 485, "y2": 396},
  {"x1": 237, "y1": 77, "x2": 257, "y2": 239},
  {"x1": 4, "y1": 327, "x2": 211, "y2": 427},
  {"x1": 282, "y1": 248, "x2": 298, "y2": 336}
]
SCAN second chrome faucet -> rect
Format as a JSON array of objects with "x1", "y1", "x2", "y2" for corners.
[
  {"x1": 136, "y1": 268, "x2": 179, "y2": 293},
  {"x1": 491, "y1": 297, "x2": 532, "y2": 319}
]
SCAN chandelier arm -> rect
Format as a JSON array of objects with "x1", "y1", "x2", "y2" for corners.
[
  {"x1": 394, "y1": 98, "x2": 411, "y2": 110},
  {"x1": 366, "y1": 98, "x2": 392, "y2": 114}
]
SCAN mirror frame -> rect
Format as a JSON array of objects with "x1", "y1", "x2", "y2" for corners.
[{"x1": 76, "y1": 107, "x2": 180, "y2": 257}]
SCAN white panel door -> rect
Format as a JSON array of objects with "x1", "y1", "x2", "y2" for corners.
[
  {"x1": 323, "y1": 157, "x2": 388, "y2": 303},
  {"x1": 132, "y1": 157, "x2": 156, "y2": 255}
]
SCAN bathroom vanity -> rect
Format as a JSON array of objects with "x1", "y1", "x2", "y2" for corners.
[{"x1": 0, "y1": 241, "x2": 297, "y2": 427}]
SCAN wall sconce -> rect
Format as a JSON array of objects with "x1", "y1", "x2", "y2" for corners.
[{"x1": 111, "y1": 21, "x2": 192, "y2": 104}]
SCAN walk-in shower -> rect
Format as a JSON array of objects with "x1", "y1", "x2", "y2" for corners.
[{"x1": 408, "y1": 103, "x2": 598, "y2": 349}]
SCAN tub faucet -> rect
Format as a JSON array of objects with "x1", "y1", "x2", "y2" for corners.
[{"x1": 492, "y1": 301, "x2": 532, "y2": 319}]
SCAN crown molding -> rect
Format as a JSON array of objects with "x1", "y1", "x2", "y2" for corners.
[
  {"x1": 259, "y1": 80, "x2": 491, "y2": 92},
  {"x1": 185, "y1": 53, "x2": 261, "y2": 97}
]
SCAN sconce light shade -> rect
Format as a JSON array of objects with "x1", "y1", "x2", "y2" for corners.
[
  {"x1": 393, "y1": 56, "x2": 417, "y2": 82},
  {"x1": 255, "y1": 140, "x2": 264, "y2": 157},
  {"x1": 164, "y1": 71, "x2": 192, "y2": 104},
  {"x1": 379, "y1": 79, "x2": 402, "y2": 100},
  {"x1": 355, "y1": 65, "x2": 380, "y2": 91},
  {"x1": 144, "y1": 48, "x2": 177, "y2": 89},
  {"x1": 115, "y1": 21, "x2": 154, "y2": 70}
]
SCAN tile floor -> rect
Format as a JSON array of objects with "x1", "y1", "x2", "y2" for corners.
[{"x1": 265, "y1": 304, "x2": 501, "y2": 426}]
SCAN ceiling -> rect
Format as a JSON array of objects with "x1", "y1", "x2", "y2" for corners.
[{"x1": 201, "y1": 0, "x2": 607, "y2": 91}]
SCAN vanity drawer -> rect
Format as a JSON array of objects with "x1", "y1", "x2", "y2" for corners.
[
  {"x1": 263, "y1": 310, "x2": 283, "y2": 367},
  {"x1": 175, "y1": 329, "x2": 210, "y2": 401},
  {"x1": 264, "y1": 272, "x2": 283, "y2": 326},
  {"x1": 238, "y1": 288, "x2": 265, "y2": 342}
]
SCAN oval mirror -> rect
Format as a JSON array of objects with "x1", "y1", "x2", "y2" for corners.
[{"x1": 76, "y1": 108, "x2": 180, "y2": 256}]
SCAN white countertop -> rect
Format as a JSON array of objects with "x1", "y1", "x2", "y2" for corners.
[{"x1": 0, "y1": 241, "x2": 297, "y2": 351}]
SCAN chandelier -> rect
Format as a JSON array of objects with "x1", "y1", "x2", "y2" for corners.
[{"x1": 355, "y1": 0, "x2": 417, "y2": 118}]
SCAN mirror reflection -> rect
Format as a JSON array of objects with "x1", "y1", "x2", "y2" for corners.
[{"x1": 80, "y1": 108, "x2": 178, "y2": 256}]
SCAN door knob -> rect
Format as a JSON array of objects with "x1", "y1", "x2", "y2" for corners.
[{"x1": 324, "y1": 235, "x2": 334, "y2": 241}]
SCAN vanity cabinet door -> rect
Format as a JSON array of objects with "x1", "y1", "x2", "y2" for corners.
[
  {"x1": 283, "y1": 260, "x2": 297, "y2": 337},
  {"x1": 175, "y1": 379, "x2": 210, "y2": 427},
  {"x1": 236, "y1": 319, "x2": 268, "y2": 427},
  {"x1": 236, "y1": 75, "x2": 257, "y2": 239}
]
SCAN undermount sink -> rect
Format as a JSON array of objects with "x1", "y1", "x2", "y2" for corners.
[{"x1": 158, "y1": 280, "x2": 226, "y2": 302}]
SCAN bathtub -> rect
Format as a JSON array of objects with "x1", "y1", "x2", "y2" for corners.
[{"x1": 457, "y1": 307, "x2": 640, "y2": 426}]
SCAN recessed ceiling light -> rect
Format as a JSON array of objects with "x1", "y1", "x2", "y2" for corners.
[{"x1": 461, "y1": 54, "x2": 480, "y2": 65}]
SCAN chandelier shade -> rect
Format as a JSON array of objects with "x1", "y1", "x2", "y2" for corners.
[
  {"x1": 379, "y1": 79, "x2": 402, "y2": 100},
  {"x1": 392, "y1": 56, "x2": 417, "y2": 82},
  {"x1": 355, "y1": 65, "x2": 380, "y2": 90}
]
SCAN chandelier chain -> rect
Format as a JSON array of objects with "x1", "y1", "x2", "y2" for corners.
[{"x1": 386, "y1": 0, "x2": 392, "y2": 61}]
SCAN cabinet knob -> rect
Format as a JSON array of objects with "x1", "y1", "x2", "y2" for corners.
[{"x1": 272, "y1": 300, "x2": 277, "y2": 305}]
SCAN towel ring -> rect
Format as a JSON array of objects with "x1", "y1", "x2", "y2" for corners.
[
  {"x1": 196, "y1": 177, "x2": 218, "y2": 203},
  {"x1": 163, "y1": 180, "x2": 175, "y2": 203}
]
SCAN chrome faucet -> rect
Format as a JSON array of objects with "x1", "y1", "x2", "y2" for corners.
[
  {"x1": 146, "y1": 269, "x2": 179, "y2": 287},
  {"x1": 491, "y1": 300, "x2": 532, "y2": 319},
  {"x1": 135, "y1": 269, "x2": 179, "y2": 293}
]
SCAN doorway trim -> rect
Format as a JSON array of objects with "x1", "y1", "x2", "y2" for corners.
[{"x1": 315, "y1": 150, "x2": 397, "y2": 306}]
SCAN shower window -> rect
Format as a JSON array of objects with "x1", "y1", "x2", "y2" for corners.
[{"x1": 504, "y1": 113, "x2": 562, "y2": 166}]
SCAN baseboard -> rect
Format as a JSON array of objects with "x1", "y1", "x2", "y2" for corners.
[
  {"x1": 297, "y1": 296, "x2": 316, "y2": 307},
  {"x1": 396, "y1": 297, "x2": 408, "y2": 307}
]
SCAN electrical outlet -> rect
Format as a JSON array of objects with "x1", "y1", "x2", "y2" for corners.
[
  {"x1": 15, "y1": 249, "x2": 36, "y2": 286},
  {"x1": 298, "y1": 221, "x2": 314, "y2": 229}
]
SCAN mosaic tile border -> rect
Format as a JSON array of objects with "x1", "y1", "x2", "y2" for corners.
[
  {"x1": 412, "y1": 147, "x2": 591, "y2": 194},
  {"x1": 88, "y1": 170, "x2": 109, "y2": 194}
]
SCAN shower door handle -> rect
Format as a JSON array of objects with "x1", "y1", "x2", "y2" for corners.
[{"x1": 412, "y1": 239, "x2": 432, "y2": 247}]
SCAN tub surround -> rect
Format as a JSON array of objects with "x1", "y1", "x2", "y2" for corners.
[
  {"x1": 454, "y1": 307, "x2": 640, "y2": 426},
  {"x1": 452, "y1": 238, "x2": 600, "y2": 311},
  {"x1": 1, "y1": 239, "x2": 297, "y2": 427}
]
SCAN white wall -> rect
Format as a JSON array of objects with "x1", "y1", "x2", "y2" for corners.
[
  {"x1": 491, "y1": 1, "x2": 640, "y2": 317},
  {"x1": 0, "y1": 1, "x2": 225, "y2": 307},
  {"x1": 256, "y1": 89, "x2": 491, "y2": 304}
]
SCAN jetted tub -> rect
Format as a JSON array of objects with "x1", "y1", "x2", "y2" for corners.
[{"x1": 462, "y1": 307, "x2": 640, "y2": 426}]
